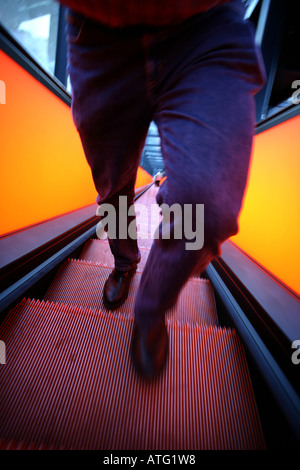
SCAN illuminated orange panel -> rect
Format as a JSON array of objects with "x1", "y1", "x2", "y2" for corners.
[
  {"x1": 134, "y1": 166, "x2": 153, "y2": 188},
  {"x1": 0, "y1": 50, "x2": 151, "y2": 236},
  {"x1": 231, "y1": 114, "x2": 300, "y2": 295},
  {"x1": 0, "y1": 50, "x2": 98, "y2": 235}
]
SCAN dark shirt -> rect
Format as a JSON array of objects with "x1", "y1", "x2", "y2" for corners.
[{"x1": 59, "y1": 0, "x2": 230, "y2": 27}]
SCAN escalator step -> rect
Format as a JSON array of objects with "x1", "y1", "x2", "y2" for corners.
[
  {"x1": 44, "y1": 259, "x2": 218, "y2": 326},
  {"x1": 79, "y1": 239, "x2": 151, "y2": 272},
  {"x1": 0, "y1": 299, "x2": 265, "y2": 450},
  {"x1": 0, "y1": 438, "x2": 65, "y2": 450},
  {"x1": 79, "y1": 238, "x2": 208, "y2": 279}
]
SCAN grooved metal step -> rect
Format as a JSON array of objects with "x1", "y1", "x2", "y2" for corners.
[
  {"x1": 44, "y1": 259, "x2": 219, "y2": 326},
  {"x1": 79, "y1": 239, "x2": 151, "y2": 271},
  {"x1": 0, "y1": 439, "x2": 65, "y2": 450},
  {"x1": 0, "y1": 299, "x2": 265, "y2": 450}
]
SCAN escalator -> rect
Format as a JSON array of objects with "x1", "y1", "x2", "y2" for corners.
[
  {"x1": 0, "y1": 184, "x2": 266, "y2": 450},
  {"x1": 1, "y1": 0, "x2": 300, "y2": 452}
]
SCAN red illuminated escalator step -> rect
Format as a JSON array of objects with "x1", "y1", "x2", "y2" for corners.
[
  {"x1": 0, "y1": 438, "x2": 66, "y2": 450},
  {"x1": 79, "y1": 239, "x2": 151, "y2": 271},
  {"x1": 44, "y1": 259, "x2": 218, "y2": 326},
  {"x1": 0, "y1": 299, "x2": 265, "y2": 450}
]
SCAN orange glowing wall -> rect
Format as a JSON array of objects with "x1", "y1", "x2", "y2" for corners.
[
  {"x1": 0, "y1": 50, "x2": 151, "y2": 237},
  {"x1": 134, "y1": 166, "x2": 153, "y2": 189},
  {"x1": 230, "y1": 114, "x2": 300, "y2": 296}
]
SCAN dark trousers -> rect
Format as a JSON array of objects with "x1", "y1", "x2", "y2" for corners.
[{"x1": 66, "y1": 0, "x2": 265, "y2": 327}]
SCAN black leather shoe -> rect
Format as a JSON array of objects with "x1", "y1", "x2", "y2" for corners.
[
  {"x1": 131, "y1": 319, "x2": 169, "y2": 380},
  {"x1": 103, "y1": 268, "x2": 136, "y2": 310}
]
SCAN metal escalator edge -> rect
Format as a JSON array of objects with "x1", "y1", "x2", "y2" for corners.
[
  {"x1": 206, "y1": 262, "x2": 300, "y2": 447},
  {"x1": 0, "y1": 226, "x2": 97, "y2": 320}
]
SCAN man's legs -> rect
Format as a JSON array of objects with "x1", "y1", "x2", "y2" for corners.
[
  {"x1": 66, "y1": 11, "x2": 153, "y2": 282},
  {"x1": 132, "y1": 0, "x2": 265, "y2": 377},
  {"x1": 66, "y1": 3, "x2": 265, "y2": 379}
]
